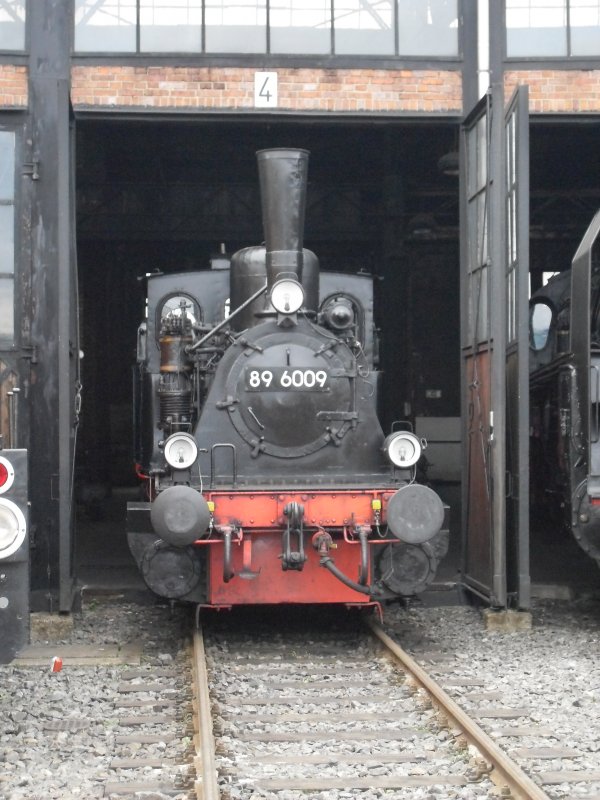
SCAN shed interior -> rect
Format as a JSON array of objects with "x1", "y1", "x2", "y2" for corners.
[
  {"x1": 74, "y1": 118, "x2": 461, "y2": 492},
  {"x1": 72, "y1": 115, "x2": 600, "y2": 594}
]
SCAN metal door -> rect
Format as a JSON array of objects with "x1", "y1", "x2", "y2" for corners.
[
  {"x1": 504, "y1": 87, "x2": 530, "y2": 609},
  {"x1": 0, "y1": 126, "x2": 25, "y2": 450},
  {"x1": 28, "y1": 78, "x2": 81, "y2": 611},
  {"x1": 460, "y1": 84, "x2": 530, "y2": 607},
  {"x1": 58, "y1": 86, "x2": 81, "y2": 612}
]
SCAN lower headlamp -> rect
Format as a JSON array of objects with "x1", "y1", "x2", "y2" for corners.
[
  {"x1": 164, "y1": 433, "x2": 198, "y2": 470},
  {"x1": 383, "y1": 431, "x2": 423, "y2": 468}
]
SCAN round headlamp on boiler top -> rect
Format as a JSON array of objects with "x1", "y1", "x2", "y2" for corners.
[
  {"x1": 383, "y1": 431, "x2": 423, "y2": 469},
  {"x1": 270, "y1": 278, "x2": 305, "y2": 315},
  {"x1": 163, "y1": 432, "x2": 198, "y2": 470}
]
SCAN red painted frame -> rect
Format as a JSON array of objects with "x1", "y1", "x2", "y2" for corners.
[{"x1": 194, "y1": 488, "x2": 396, "y2": 606}]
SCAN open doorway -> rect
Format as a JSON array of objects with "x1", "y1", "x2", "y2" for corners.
[
  {"x1": 73, "y1": 117, "x2": 461, "y2": 590},
  {"x1": 528, "y1": 120, "x2": 600, "y2": 595}
]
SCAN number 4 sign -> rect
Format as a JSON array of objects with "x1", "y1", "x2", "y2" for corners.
[{"x1": 254, "y1": 72, "x2": 278, "y2": 108}]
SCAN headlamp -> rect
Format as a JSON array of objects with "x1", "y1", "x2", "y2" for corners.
[
  {"x1": 383, "y1": 432, "x2": 423, "y2": 468},
  {"x1": 0, "y1": 456, "x2": 15, "y2": 494},
  {"x1": 0, "y1": 499, "x2": 26, "y2": 559},
  {"x1": 270, "y1": 279, "x2": 304, "y2": 315},
  {"x1": 164, "y1": 433, "x2": 198, "y2": 470}
]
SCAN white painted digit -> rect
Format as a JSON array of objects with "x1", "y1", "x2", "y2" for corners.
[
  {"x1": 249, "y1": 370, "x2": 261, "y2": 388},
  {"x1": 316, "y1": 370, "x2": 327, "y2": 388},
  {"x1": 262, "y1": 370, "x2": 273, "y2": 387},
  {"x1": 280, "y1": 370, "x2": 292, "y2": 388},
  {"x1": 304, "y1": 370, "x2": 316, "y2": 388}
]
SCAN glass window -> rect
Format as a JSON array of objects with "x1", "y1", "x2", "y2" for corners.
[
  {"x1": 140, "y1": 0, "x2": 202, "y2": 52},
  {"x1": 205, "y1": 0, "x2": 267, "y2": 52},
  {"x1": 73, "y1": 0, "x2": 463, "y2": 55},
  {"x1": 0, "y1": 130, "x2": 14, "y2": 343},
  {"x1": 0, "y1": 1, "x2": 25, "y2": 51},
  {"x1": 158, "y1": 294, "x2": 200, "y2": 335},
  {"x1": 506, "y1": 0, "x2": 567, "y2": 56},
  {"x1": 334, "y1": 0, "x2": 394, "y2": 55},
  {"x1": 270, "y1": 0, "x2": 331, "y2": 54},
  {"x1": 0, "y1": 278, "x2": 14, "y2": 340},
  {"x1": 0, "y1": 141, "x2": 15, "y2": 201},
  {"x1": 74, "y1": 0, "x2": 137, "y2": 52},
  {"x1": 570, "y1": 0, "x2": 600, "y2": 55},
  {"x1": 0, "y1": 207, "x2": 14, "y2": 276},
  {"x1": 530, "y1": 302, "x2": 553, "y2": 350},
  {"x1": 506, "y1": 112, "x2": 517, "y2": 343},
  {"x1": 398, "y1": 0, "x2": 459, "y2": 56}
]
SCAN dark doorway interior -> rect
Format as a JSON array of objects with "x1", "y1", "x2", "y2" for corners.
[
  {"x1": 528, "y1": 121, "x2": 600, "y2": 595},
  {"x1": 529, "y1": 121, "x2": 600, "y2": 283},
  {"x1": 74, "y1": 117, "x2": 462, "y2": 590},
  {"x1": 72, "y1": 115, "x2": 600, "y2": 598}
]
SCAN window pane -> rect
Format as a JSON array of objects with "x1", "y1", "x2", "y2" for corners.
[
  {"x1": 506, "y1": 0, "x2": 567, "y2": 56},
  {"x1": 140, "y1": 0, "x2": 202, "y2": 52},
  {"x1": 530, "y1": 302, "x2": 553, "y2": 350},
  {"x1": 0, "y1": 132, "x2": 15, "y2": 201},
  {"x1": 270, "y1": 0, "x2": 331, "y2": 54},
  {"x1": 0, "y1": 1, "x2": 25, "y2": 51},
  {"x1": 468, "y1": 265, "x2": 488, "y2": 341},
  {"x1": 571, "y1": 0, "x2": 600, "y2": 55},
  {"x1": 74, "y1": 0, "x2": 137, "y2": 52},
  {"x1": 205, "y1": 0, "x2": 267, "y2": 52},
  {"x1": 398, "y1": 0, "x2": 459, "y2": 56},
  {"x1": 334, "y1": 0, "x2": 394, "y2": 55},
  {"x1": 0, "y1": 278, "x2": 13, "y2": 340},
  {"x1": 0, "y1": 206, "x2": 14, "y2": 276}
]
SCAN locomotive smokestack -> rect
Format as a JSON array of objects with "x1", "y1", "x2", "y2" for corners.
[{"x1": 256, "y1": 148, "x2": 309, "y2": 290}]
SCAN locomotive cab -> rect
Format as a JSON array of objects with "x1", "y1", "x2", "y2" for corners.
[
  {"x1": 529, "y1": 219, "x2": 600, "y2": 568},
  {"x1": 128, "y1": 149, "x2": 449, "y2": 608}
]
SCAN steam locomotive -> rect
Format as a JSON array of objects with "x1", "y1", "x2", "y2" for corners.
[
  {"x1": 127, "y1": 148, "x2": 448, "y2": 607},
  {"x1": 529, "y1": 210, "x2": 600, "y2": 566}
]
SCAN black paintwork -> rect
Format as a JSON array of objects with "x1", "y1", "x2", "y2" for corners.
[
  {"x1": 529, "y1": 214, "x2": 600, "y2": 565},
  {"x1": 128, "y1": 149, "x2": 448, "y2": 601}
]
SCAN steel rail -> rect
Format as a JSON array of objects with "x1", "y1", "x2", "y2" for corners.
[
  {"x1": 367, "y1": 618, "x2": 551, "y2": 800},
  {"x1": 192, "y1": 626, "x2": 220, "y2": 800}
]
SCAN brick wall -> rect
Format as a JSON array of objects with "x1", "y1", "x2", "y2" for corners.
[
  {"x1": 0, "y1": 65, "x2": 27, "y2": 108},
  {"x1": 71, "y1": 65, "x2": 462, "y2": 114},
  {"x1": 505, "y1": 69, "x2": 600, "y2": 113},
  {"x1": 12, "y1": 63, "x2": 600, "y2": 117}
]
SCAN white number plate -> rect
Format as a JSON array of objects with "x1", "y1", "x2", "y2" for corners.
[{"x1": 246, "y1": 367, "x2": 330, "y2": 391}]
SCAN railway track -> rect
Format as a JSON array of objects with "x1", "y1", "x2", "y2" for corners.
[
  {"x1": 190, "y1": 611, "x2": 554, "y2": 800},
  {"x1": 88, "y1": 605, "x2": 600, "y2": 800},
  {"x1": 6, "y1": 600, "x2": 596, "y2": 799},
  {"x1": 103, "y1": 655, "x2": 196, "y2": 798}
]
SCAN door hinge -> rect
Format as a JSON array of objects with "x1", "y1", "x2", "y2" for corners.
[
  {"x1": 21, "y1": 345, "x2": 38, "y2": 364},
  {"x1": 23, "y1": 160, "x2": 40, "y2": 180}
]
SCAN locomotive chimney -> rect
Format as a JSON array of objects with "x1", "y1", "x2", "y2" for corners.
[{"x1": 256, "y1": 148, "x2": 309, "y2": 291}]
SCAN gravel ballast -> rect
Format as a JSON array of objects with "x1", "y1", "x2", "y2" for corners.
[{"x1": 1, "y1": 594, "x2": 600, "y2": 799}]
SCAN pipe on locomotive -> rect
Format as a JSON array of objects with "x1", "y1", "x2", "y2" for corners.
[
  {"x1": 257, "y1": 148, "x2": 309, "y2": 290},
  {"x1": 229, "y1": 149, "x2": 319, "y2": 329}
]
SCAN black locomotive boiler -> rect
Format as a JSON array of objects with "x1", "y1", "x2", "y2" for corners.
[
  {"x1": 127, "y1": 148, "x2": 448, "y2": 608},
  {"x1": 530, "y1": 210, "x2": 600, "y2": 566}
]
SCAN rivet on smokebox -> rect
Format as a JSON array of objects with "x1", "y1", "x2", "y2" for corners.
[{"x1": 50, "y1": 656, "x2": 63, "y2": 673}]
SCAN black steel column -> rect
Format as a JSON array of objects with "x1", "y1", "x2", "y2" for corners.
[
  {"x1": 27, "y1": 0, "x2": 75, "y2": 610},
  {"x1": 461, "y1": 0, "x2": 479, "y2": 112},
  {"x1": 488, "y1": 0, "x2": 507, "y2": 607}
]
